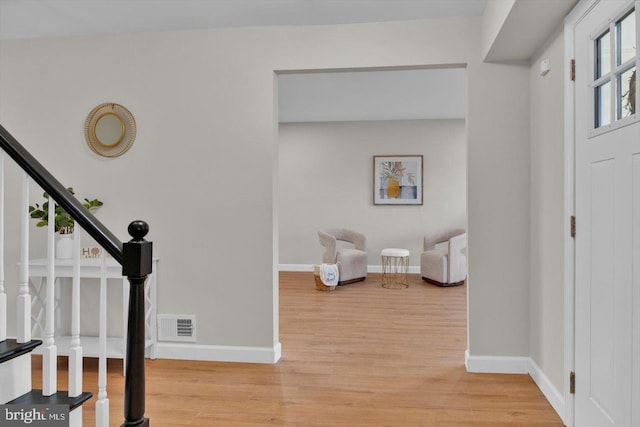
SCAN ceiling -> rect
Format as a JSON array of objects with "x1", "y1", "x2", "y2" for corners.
[
  {"x1": 0, "y1": 0, "x2": 571, "y2": 123},
  {"x1": 0, "y1": 0, "x2": 487, "y2": 41}
]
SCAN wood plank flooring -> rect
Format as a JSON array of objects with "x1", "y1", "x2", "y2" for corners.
[{"x1": 31, "y1": 272, "x2": 563, "y2": 426}]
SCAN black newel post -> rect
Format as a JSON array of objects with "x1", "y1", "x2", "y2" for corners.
[{"x1": 122, "y1": 221, "x2": 152, "y2": 427}]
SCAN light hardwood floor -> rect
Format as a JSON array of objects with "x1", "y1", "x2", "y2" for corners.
[{"x1": 32, "y1": 272, "x2": 564, "y2": 426}]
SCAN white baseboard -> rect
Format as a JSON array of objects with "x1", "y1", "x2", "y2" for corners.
[
  {"x1": 528, "y1": 358, "x2": 565, "y2": 421},
  {"x1": 279, "y1": 264, "x2": 314, "y2": 272},
  {"x1": 156, "y1": 342, "x2": 282, "y2": 364},
  {"x1": 465, "y1": 350, "x2": 565, "y2": 423},
  {"x1": 279, "y1": 264, "x2": 420, "y2": 274},
  {"x1": 465, "y1": 350, "x2": 530, "y2": 373}
]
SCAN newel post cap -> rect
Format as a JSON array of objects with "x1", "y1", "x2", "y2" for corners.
[
  {"x1": 122, "y1": 220, "x2": 153, "y2": 278},
  {"x1": 128, "y1": 220, "x2": 149, "y2": 241}
]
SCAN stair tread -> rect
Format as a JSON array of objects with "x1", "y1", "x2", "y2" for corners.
[
  {"x1": 0, "y1": 339, "x2": 42, "y2": 364},
  {"x1": 9, "y1": 390, "x2": 93, "y2": 411}
]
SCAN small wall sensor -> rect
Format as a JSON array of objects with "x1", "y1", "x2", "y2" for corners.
[{"x1": 540, "y1": 58, "x2": 551, "y2": 76}]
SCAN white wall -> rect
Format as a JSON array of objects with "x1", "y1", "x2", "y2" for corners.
[
  {"x1": 529, "y1": 25, "x2": 565, "y2": 392},
  {"x1": 466, "y1": 60, "x2": 531, "y2": 356},
  {"x1": 278, "y1": 68, "x2": 467, "y2": 123},
  {"x1": 0, "y1": 16, "x2": 532, "y2": 361},
  {"x1": 0, "y1": 30, "x2": 283, "y2": 354},
  {"x1": 278, "y1": 119, "x2": 466, "y2": 268}
]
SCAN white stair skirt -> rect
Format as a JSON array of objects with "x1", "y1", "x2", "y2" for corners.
[
  {"x1": 69, "y1": 406, "x2": 82, "y2": 427},
  {"x1": 0, "y1": 353, "x2": 32, "y2": 403}
]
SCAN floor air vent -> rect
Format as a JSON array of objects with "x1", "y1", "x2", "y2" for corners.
[{"x1": 157, "y1": 315, "x2": 196, "y2": 342}]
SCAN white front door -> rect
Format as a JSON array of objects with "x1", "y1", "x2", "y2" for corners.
[{"x1": 574, "y1": 1, "x2": 640, "y2": 426}]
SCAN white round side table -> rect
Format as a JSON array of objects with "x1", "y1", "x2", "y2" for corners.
[{"x1": 381, "y1": 248, "x2": 410, "y2": 289}]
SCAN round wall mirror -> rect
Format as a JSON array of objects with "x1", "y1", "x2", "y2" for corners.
[
  {"x1": 93, "y1": 112, "x2": 125, "y2": 147},
  {"x1": 85, "y1": 103, "x2": 136, "y2": 157}
]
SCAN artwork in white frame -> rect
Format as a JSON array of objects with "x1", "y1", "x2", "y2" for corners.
[{"x1": 373, "y1": 155, "x2": 423, "y2": 205}]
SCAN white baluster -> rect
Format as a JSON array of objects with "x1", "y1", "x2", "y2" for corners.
[
  {"x1": 17, "y1": 172, "x2": 30, "y2": 343},
  {"x1": 69, "y1": 226, "x2": 82, "y2": 397},
  {"x1": 95, "y1": 251, "x2": 109, "y2": 427},
  {"x1": 42, "y1": 197, "x2": 57, "y2": 395},
  {"x1": 0, "y1": 151, "x2": 5, "y2": 342}
]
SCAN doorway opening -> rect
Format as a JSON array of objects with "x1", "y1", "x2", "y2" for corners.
[{"x1": 274, "y1": 65, "x2": 469, "y2": 353}]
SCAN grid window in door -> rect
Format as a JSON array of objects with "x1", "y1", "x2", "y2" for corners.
[{"x1": 593, "y1": 7, "x2": 637, "y2": 129}]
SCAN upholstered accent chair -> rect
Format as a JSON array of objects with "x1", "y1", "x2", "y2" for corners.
[
  {"x1": 318, "y1": 229, "x2": 367, "y2": 285},
  {"x1": 420, "y1": 229, "x2": 467, "y2": 287}
]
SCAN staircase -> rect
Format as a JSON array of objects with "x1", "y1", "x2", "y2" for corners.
[
  {"x1": 0, "y1": 124, "x2": 153, "y2": 427},
  {"x1": 1, "y1": 338, "x2": 93, "y2": 423}
]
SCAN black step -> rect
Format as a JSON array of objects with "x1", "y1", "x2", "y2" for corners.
[
  {"x1": 9, "y1": 390, "x2": 93, "y2": 412},
  {"x1": 0, "y1": 339, "x2": 42, "y2": 364}
]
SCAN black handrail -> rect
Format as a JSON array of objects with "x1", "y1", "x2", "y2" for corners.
[
  {"x1": 0, "y1": 124, "x2": 151, "y2": 426},
  {"x1": 0, "y1": 124, "x2": 123, "y2": 263}
]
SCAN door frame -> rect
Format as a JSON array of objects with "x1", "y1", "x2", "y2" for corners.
[
  {"x1": 563, "y1": 1, "x2": 600, "y2": 426},
  {"x1": 563, "y1": 1, "x2": 638, "y2": 425}
]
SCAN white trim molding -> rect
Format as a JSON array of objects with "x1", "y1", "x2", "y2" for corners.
[
  {"x1": 279, "y1": 263, "x2": 420, "y2": 274},
  {"x1": 156, "y1": 342, "x2": 282, "y2": 364},
  {"x1": 529, "y1": 358, "x2": 565, "y2": 421},
  {"x1": 465, "y1": 350, "x2": 565, "y2": 423},
  {"x1": 465, "y1": 350, "x2": 530, "y2": 374},
  {"x1": 562, "y1": 1, "x2": 600, "y2": 425},
  {"x1": 279, "y1": 264, "x2": 314, "y2": 272}
]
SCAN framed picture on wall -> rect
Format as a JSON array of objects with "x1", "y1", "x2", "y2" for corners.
[{"x1": 373, "y1": 155, "x2": 423, "y2": 205}]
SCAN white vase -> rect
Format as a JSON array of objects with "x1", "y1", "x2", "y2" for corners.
[{"x1": 55, "y1": 233, "x2": 74, "y2": 259}]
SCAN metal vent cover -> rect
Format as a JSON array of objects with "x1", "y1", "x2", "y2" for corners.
[{"x1": 157, "y1": 315, "x2": 196, "y2": 342}]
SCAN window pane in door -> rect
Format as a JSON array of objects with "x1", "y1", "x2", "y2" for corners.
[
  {"x1": 616, "y1": 9, "x2": 636, "y2": 66},
  {"x1": 595, "y1": 81, "x2": 611, "y2": 128},
  {"x1": 617, "y1": 66, "x2": 636, "y2": 119},
  {"x1": 596, "y1": 31, "x2": 611, "y2": 78}
]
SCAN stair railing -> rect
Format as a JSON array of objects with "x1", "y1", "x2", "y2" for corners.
[{"x1": 0, "y1": 124, "x2": 152, "y2": 427}]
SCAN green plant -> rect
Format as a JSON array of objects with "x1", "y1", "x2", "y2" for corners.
[
  {"x1": 380, "y1": 161, "x2": 415, "y2": 185},
  {"x1": 29, "y1": 187, "x2": 103, "y2": 234}
]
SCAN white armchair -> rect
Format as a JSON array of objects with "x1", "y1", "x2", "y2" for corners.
[
  {"x1": 420, "y1": 229, "x2": 467, "y2": 287},
  {"x1": 318, "y1": 228, "x2": 367, "y2": 285}
]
